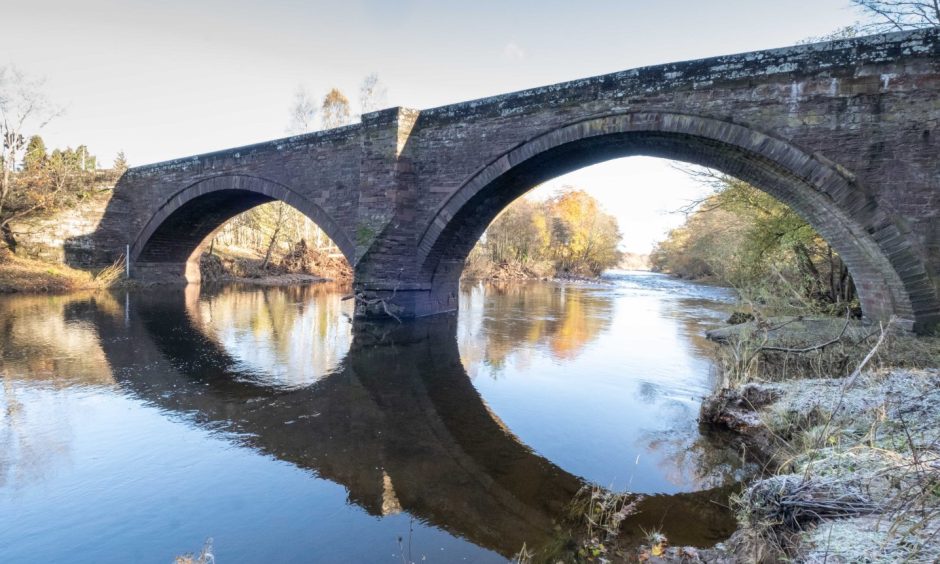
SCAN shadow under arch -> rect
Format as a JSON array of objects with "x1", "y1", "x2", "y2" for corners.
[
  {"x1": 418, "y1": 111, "x2": 935, "y2": 331},
  {"x1": 130, "y1": 173, "x2": 356, "y2": 282},
  {"x1": 87, "y1": 287, "x2": 736, "y2": 557}
]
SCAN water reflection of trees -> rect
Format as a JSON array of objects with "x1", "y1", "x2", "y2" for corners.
[
  {"x1": 458, "y1": 281, "x2": 614, "y2": 374},
  {"x1": 0, "y1": 293, "x2": 117, "y2": 387},
  {"x1": 192, "y1": 283, "x2": 353, "y2": 388},
  {"x1": 0, "y1": 292, "x2": 120, "y2": 492}
]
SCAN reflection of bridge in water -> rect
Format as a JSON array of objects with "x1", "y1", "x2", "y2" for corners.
[{"x1": 90, "y1": 288, "x2": 735, "y2": 556}]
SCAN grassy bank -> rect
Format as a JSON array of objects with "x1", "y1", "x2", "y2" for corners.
[{"x1": 0, "y1": 249, "x2": 124, "y2": 294}]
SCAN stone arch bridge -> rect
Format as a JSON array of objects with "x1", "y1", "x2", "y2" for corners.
[{"x1": 84, "y1": 29, "x2": 940, "y2": 332}]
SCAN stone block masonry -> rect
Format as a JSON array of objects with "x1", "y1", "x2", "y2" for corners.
[{"x1": 79, "y1": 28, "x2": 940, "y2": 333}]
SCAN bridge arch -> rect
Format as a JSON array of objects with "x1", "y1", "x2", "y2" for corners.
[
  {"x1": 131, "y1": 174, "x2": 355, "y2": 282},
  {"x1": 418, "y1": 111, "x2": 935, "y2": 330}
]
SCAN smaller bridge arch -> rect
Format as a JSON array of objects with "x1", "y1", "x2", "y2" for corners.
[
  {"x1": 417, "y1": 112, "x2": 931, "y2": 329},
  {"x1": 131, "y1": 174, "x2": 355, "y2": 282}
]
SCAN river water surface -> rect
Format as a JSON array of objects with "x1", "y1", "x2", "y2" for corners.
[{"x1": 1, "y1": 272, "x2": 743, "y2": 562}]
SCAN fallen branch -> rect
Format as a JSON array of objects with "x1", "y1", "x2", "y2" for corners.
[{"x1": 344, "y1": 274, "x2": 403, "y2": 323}]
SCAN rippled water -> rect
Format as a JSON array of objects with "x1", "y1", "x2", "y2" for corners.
[{"x1": 0, "y1": 272, "x2": 741, "y2": 562}]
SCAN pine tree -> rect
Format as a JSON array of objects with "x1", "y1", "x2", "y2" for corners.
[
  {"x1": 74, "y1": 145, "x2": 95, "y2": 171},
  {"x1": 22, "y1": 135, "x2": 47, "y2": 172},
  {"x1": 113, "y1": 150, "x2": 128, "y2": 173}
]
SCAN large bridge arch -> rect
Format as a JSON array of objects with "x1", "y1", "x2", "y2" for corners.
[
  {"x1": 131, "y1": 174, "x2": 356, "y2": 282},
  {"x1": 417, "y1": 111, "x2": 936, "y2": 331}
]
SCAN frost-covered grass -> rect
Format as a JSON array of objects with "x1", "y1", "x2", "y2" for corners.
[{"x1": 729, "y1": 368, "x2": 940, "y2": 562}]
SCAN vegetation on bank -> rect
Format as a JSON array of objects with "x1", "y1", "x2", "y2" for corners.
[
  {"x1": 650, "y1": 172, "x2": 858, "y2": 317},
  {"x1": 463, "y1": 189, "x2": 623, "y2": 281},
  {"x1": 0, "y1": 66, "x2": 128, "y2": 254},
  {"x1": 200, "y1": 238, "x2": 352, "y2": 284},
  {"x1": 0, "y1": 248, "x2": 124, "y2": 294},
  {"x1": 697, "y1": 314, "x2": 940, "y2": 562},
  {"x1": 197, "y1": 200, "x2": 352, "y2": 283}
]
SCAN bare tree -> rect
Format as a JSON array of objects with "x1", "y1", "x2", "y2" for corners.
[
  {"x1": 320, "y1": 88, "x2": 351, "y2": 130},
  {"x1": 0, "y1": 66, "x2": 62, "y2": 250},
  {"x1": 359, "y1": 73, "x2": 388, "y2": 116},
  {"x1": 260, "y1": 202, "x2": 290, "y2": 269},
  {"x1": 288, "y1": 85, "x2": 317, "y2": 134},
  {"x1": 852, "y1": 0, "x2": 940, "y2": 31}
]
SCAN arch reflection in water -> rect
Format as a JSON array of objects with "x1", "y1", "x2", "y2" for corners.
[
  {"x1": 457, "y1": 274, "x2": 745, "y2": 494},
  {"x1": 189, "y1": 283, "x2": 354, "y2": 388},
  {"x1": 93, "y1": 285, "x2": 734, "y2": 557},
  {"x1": 1, "y1": 280, "x2": 739, "y2": 561}
]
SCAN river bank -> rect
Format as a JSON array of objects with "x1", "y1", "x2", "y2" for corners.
[
  {"x1": 0, "y1": 249, "x2": 123, "y2": 294},
  {"x1": 644, "y1": 315, "x2": 940, "y2": 563}
]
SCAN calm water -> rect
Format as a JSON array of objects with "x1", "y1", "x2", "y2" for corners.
[{"x1": 0, "y1": 272, "x2": 743, "y2": 562}]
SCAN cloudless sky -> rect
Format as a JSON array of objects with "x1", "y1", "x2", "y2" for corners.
[{"x1": 5, "y1": 0, "x2": 864, "y2": 252}]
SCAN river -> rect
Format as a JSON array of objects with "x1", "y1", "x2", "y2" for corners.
[{"x1": 0, "y1": 271, "x2": 745, "y2": 562}]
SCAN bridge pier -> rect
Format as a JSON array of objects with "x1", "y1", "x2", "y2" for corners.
[{"x1": 352, "y1": 257, "x2": 463, "y2": 319}]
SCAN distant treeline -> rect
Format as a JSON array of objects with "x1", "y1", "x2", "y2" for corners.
[
  {"x1": 463, "y1": 189, "x2": 623, "y2": 280},
  {"x1": 618, "y1": 252, "x2": 650, "y2": 271}
]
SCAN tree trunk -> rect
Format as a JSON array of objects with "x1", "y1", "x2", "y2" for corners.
[
  {"x1": 1, "y1": 222, "x2": 18, "y2": 253},
  {"x1": 261, "y1": 225, "x2": 282, "y2": 269},
  {"x1": 793, "y1": 242, "x2": 821, "y2": 299}
]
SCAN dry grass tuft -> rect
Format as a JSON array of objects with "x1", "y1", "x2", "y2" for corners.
[{"x1": 0, "y1": 249, "x2": 127, "y2": 293}]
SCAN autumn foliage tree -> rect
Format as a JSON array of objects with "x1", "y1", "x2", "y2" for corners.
[
  {"x1": 546, "y1": 191, "x2": 623, "y2": 276},
  {"x1": 650, "y1": 174, "x2": 857, "y2": 312},
  {"x1": 465, "y1": 188, "x2": 623, "y2": 279},
  {"x1": 320, "y1": 88, "x2": 351, "y2": 129}
]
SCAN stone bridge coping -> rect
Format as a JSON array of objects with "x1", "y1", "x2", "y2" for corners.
[
  {"x1": 126, "y1": 27, "x2": 939, "y2": 174},
  {"x1": 416, "y1": 27, "x2": 938, "y2": 121}
]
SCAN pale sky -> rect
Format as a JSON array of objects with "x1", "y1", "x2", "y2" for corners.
[{"x1": 4, "y1": 0, "x2": 865, "y2": 253}]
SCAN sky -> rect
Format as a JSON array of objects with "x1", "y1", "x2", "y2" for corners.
[{"x1": 4, "y1": 0, "x2": 865, "y2": 253}]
